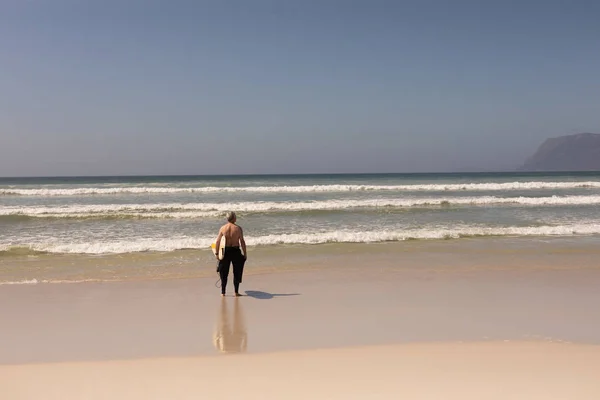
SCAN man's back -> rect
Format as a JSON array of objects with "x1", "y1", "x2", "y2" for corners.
[{"x1": 220, "y1": 223, "x2": 243, "y2": 247}]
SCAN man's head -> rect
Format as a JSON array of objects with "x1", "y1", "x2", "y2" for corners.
[{"x1": 226, "y1": 211, "x2": 236, "y2": 223}]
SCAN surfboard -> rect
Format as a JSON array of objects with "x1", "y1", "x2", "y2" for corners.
[{"x1": 211, "y1": 235, "x2": 227, "y2": 260}]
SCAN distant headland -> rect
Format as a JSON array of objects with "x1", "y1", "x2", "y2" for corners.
[{"x1": 519, "y1": 133, "x2": 600, "y2": 171}]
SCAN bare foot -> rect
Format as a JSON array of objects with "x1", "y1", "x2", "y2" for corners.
[
  {"x1": 221, "y1": 293, "x2": 226, "y2": 297},
  {"x1": 234, "y1": 293, "x2": 242, "y2": 297}
]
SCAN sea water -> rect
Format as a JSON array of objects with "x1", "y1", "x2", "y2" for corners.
[{"x1": 1, "y1": 172, "x2": 600, "y2": 283}]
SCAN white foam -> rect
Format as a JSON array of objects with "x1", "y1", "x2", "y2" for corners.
[
  {"x1": 0, "y1": 278, "x2": 107, "y2": 285},
  {"x1": 2, "y1": 181, "x2": 600, "y2": 196},
  {"x1": 248, "y1": 224, "x2": 600, "y2": 245},
  {"x1": 3, "y1": 195, "x2": 600, "y2": 219},
  {"x1": 0, "y1": 279, "x2": 39, "y2": 285},
  {"x1": 12, "y1": 223, "x2": 600, "y2": 254},
  {"x1": 32, "y1": 238, "x2": 214, "y2": 254}
]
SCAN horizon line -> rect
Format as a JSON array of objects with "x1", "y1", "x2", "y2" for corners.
[{"x1": 4, "y1": 170, "x2": 600, "y2": 179}]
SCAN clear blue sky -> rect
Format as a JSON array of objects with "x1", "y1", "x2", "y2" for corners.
[{"x1": 1, "y1": 0, "x2": 599, "y2": 176}]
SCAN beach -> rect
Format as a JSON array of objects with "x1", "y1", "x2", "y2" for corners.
[
  {"x1": 2, "y1": 173, "x2": 600, "y2": 398},
  {"x1": 2, "y1": 239, "x2": 600, "y2": 398}
]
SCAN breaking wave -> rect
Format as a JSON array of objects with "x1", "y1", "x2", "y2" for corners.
[
  {"x1": 2, "y1": 195, "x2": 600, "y2": 219},
  {"x1": 2, "y1": 223, "x2": 599, "y2": 254},
  {"x1": 2, "y1": 181, "x2": 600, "y2": 196}
]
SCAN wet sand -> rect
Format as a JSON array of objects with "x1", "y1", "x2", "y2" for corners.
[{"x1": 2, "y1": 236, "x2": 600, "y2": 284}]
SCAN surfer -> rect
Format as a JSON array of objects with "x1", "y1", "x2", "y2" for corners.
[{"x1": 215, "y1": 211, "x2": 247, "y2": 297}]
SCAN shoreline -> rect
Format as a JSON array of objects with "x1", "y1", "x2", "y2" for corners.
[{"x1": 2, "y1": 236, "x2": 600, "y2": 285}]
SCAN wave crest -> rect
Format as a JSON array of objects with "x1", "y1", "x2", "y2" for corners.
[
  {"x1": 2, "y1": 181, "x2": 600, "y2": 196},
  {"x1": 2, "y1": 195, "x2": 600, "y2": 219},
  {"x1": 2, "y1": 224, "x2": 599, "y2": 254}
]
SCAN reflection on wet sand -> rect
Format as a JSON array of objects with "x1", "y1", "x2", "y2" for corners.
[{"x1": 213, "y1": 298, "x2": 247, "y2": 353}]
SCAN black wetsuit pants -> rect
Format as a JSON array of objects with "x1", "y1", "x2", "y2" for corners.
[{"x1": 218, "y1": 247, "x2": 246, "y2": 295}]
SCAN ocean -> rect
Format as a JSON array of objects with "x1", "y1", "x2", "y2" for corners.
[{"x1": 2, "y1": 172, "x2": 600, "y2": 284}]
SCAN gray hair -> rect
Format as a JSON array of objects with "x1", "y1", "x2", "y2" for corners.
[{"x1": 226, "y1": 211, "x2": 236, "y2": 223}]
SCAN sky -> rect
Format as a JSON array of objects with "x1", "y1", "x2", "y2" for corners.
[{"x1": 1, "y1": 0, "x2": 599, "y2": 176}]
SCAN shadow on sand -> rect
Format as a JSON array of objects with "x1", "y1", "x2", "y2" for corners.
[{"x1": 244, "y1": 290, "x2": 301, "y2": 300}]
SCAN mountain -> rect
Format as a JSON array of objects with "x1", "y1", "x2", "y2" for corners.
[{"x1": 519, "y1": 133, "x2": 600, "y2": 171}]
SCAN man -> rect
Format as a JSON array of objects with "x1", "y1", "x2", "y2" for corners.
[{"x1": 215, "y1": 211, "x2": 247, "y2": 297}]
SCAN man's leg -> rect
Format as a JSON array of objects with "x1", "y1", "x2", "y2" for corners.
[
  {"x1": 232, "y1": 251, "x2": 246, "y2": 296},
  {"x1": 218, "y1": 259, "x2": 231, "y2": 296}
]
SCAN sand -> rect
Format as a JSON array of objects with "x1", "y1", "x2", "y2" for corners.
[
  {"x1": 2, "y1": 244, "x2": 600, "y2": 399},
  {"x1": 2, "y1": 342, "x2": 599, "y2": 400}
]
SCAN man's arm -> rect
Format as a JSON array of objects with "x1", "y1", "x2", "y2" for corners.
[
  {"x1": 239, "y1": 227, "x2": 247, "y2": 259},
  {"x1": 215, "y1": 229, "x2": 223, "y2": 259}
]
